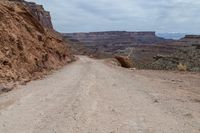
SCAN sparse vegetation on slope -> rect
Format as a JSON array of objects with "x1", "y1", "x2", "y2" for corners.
[{"x1": 150, "y1": 45, "x2": 200, "y2": 71}]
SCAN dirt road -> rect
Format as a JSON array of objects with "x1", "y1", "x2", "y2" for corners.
[{"x1": 0, "y1": 56, "x2": 199, "y2": 133}]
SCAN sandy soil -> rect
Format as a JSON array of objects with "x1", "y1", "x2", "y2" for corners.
[{"x1": 0, "y1": 56, "x2": 199, "y2": 133}]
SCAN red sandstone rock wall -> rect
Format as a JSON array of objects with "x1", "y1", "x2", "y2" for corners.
[
  {"x1": 0, "y1": 0, "x2": 74, "y2": 85},
  {"x1": 9, "y1": 0, "x2": 53, "y2": 29},
  {"x1": 63, "y1": 31, "x2": 166, "y2": 47}
]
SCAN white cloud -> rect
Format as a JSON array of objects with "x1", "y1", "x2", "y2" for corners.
[{"x1": 27, "y1": 0, "x2": 200, "y2": 34}]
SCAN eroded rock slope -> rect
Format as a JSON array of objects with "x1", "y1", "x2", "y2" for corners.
[{"x1": 0, "y1": 0, "x2": 74, "y2": 85}]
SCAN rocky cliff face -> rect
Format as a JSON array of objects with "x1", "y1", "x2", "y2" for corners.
[
  {"x1": 0, "y1": 0, "x2": 74, "y2": 86},
  {"x1": 63, "y1": 31, "x2": 167, "y2": 48},
  {"x1": 9, "y1": 0, "x2": 53, "y2": 28}
]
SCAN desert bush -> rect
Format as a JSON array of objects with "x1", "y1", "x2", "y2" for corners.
[{"x1": 177, "y1": 63, "x2": 187, "y2": 71}]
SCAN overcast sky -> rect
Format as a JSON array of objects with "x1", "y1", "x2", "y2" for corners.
[{"x1": 27, "y1": 0, "x2": 200, "y2": 34}]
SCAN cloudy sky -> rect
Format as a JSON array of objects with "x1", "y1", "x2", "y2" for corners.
[{"x1": 27, "y1": 0, "x2": 200, "y2": 34}]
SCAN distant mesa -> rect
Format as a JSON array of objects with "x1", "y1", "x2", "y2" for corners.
[
  {"x1": 63, "y1": 31, "x2": 168, "y2": 47},
  {"x1": 179, "y1": 35, "x2": 200, "y2": 45},
  {"x1": 183, "y1": 35, "x2": 200, "y2": 39}
]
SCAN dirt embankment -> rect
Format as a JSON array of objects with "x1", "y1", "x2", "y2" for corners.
[{"x1": 0, "y1": 0, "x2": 74, "y2": 88}]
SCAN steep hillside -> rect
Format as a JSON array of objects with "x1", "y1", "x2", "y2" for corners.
[{"x1": 0, "y1": 0, "x2": 74, "y2": 86}]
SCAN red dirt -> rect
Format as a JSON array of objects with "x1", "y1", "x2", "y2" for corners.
[{"x1": 0, "y1": 0, "x2": 74, "y2": 86}]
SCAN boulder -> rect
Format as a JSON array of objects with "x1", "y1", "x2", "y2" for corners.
[{"x1": 115, "y1": 56, "x2": 134, "y2": 68}]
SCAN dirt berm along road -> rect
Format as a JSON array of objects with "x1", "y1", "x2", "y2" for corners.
[{"x1": 0, "y1": 56, "x2": 199, "y2": 133}]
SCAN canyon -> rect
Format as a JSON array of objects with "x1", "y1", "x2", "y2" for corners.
[
  {"x1": 63, "y1": 32, "x2": 200, "y2": 71},
  {"x1": 63, "y1": 31, "x2": 169, "y2": 51},
  {"x1": 63, "y1": 31, "x2": 174, "y2": 59},
  {"x1": 0, "y1": 1, "x2": 200, "y2": 133}
]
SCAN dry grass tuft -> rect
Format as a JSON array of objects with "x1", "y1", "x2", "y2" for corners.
[{"x1": 177, "y1": 63, "x2": 187, "y2": 71}]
